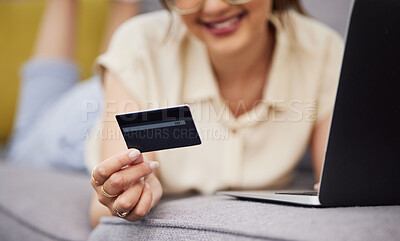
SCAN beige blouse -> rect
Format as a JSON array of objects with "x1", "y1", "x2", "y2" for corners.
[{"x1": 89, "y1": 10, "x2": 344, "y2": 194}]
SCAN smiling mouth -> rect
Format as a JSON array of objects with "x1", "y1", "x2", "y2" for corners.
[{"x1": 201, "y1": 12, "x2": 247, "y2": 30}]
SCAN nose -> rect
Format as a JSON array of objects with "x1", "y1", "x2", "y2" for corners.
[{"x1": 202, "y1": 0, "x2": 232, "y2": 16}]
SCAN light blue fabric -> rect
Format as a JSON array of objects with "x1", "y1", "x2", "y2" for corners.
[
  {"x1": 6, "y1": 59, "x2": 103, "y2": 172},
  {"x1": 5, "y1": 0, "x2": 164, "y2": 171}
]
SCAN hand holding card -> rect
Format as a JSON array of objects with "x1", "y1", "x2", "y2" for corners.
[{"x1": 116, "y1": 105, "x2": 202, "y2": 152}]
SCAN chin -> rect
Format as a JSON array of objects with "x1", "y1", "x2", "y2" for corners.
[
  {"x1": 205, "y1": 35, "x2": 250, "y2": 57},
  {"x1": 208, "y1": 44, "x2": 243, "y2": 57}
]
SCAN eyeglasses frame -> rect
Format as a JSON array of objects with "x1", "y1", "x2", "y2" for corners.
[{"x1": 165, "y1": 0, "x2": 254, "y2": 15}]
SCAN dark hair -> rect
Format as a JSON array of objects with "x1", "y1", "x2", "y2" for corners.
[{"x1": 160, "y1": 0, "x2": 306, "y2": 15}]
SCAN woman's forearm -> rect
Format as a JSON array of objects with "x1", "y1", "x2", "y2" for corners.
[
  {"x1": 33, "y1": 0, "x2": 78, "y2": 59},
  {"x1": 90, "y1": 192, "x2": 111, "y2": 227},
  {"x1": 311, "y1": 115, "x2": 332, "y2": 182},
  {"x1": 100, "y1": 1, "x2": 140, "y2": 53}
]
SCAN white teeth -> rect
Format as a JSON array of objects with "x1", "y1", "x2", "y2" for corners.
[{"x1": 209, "y1": 16, "x2": 240, "y2": 29}]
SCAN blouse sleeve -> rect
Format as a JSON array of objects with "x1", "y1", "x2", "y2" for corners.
[{"x1": 96, "y1": 18, "x2": 149, "y2": 105}]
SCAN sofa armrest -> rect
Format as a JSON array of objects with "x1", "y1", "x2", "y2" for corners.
[{"x1": 89, "y1": 195, "x2": 400, "y2": 241}]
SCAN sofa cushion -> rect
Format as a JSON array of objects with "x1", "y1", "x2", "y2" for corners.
[
  {"x1": 89, "y1": 195, "x2": 400, "y2": 241},
  {"x1": 0, "y1": 163, "x2": 92, "y2": 241}
]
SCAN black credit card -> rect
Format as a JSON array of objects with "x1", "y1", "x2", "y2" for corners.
[{"x1": 116, "y1": 105, "x2": 202, "y2": 152}]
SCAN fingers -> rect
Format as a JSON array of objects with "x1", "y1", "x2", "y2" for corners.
[
  {"x1": 90, "y1": 149, "x2": 160, "y2": 222},
  {"x1": 101, "y1": 160, "x2": 159, "y2": 196},
  {"x1": 124, "y1": 184, "x2": 153, "y2": 222},
  {"x1": 92, "y1": 149, "x2": 143, "y2": 185},
  {"x1": 111, "y1": 181, "x2": 153, "y2": 222},
  {"x1": 112, "y1": 179, "x2": 145, "y2": 216},
  {"x1": 313, "y1": 182, "x2": 320, "y2": 191}
]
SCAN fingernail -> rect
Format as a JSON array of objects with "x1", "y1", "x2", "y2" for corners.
[
  {"x1": 145, "y1": 183, "x2": 150, "y2": 189},
  {"x1": 149, "y1": 161, "x2": 159, "y2": 170},
  {"x1": 129, "y1": 149, "x2": 141, "y2": 161},
  {"x1": 140, "y1": 177, "x2": 145, "y2": 184}
]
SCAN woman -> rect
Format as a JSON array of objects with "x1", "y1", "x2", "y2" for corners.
[{"x1": 89, "y1": 0, "x2": 343, "y2": 225}]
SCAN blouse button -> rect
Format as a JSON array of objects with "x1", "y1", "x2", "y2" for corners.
[{"x1": 231, "y1": 128, "x2": 237, "y2": 134}]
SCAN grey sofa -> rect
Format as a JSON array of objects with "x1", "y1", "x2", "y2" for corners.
[
  {"x1": 0, "y1": 163, "x2": 92, "y2": 241},
  {"x1": 1, "y1": 161, "x2": 400, "y2": 241},
  {"x1": 4, "y1": 1, "x2": 399, "y2": 240}
]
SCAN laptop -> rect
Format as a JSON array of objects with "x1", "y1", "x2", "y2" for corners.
[{"x1": 218, "y1": 0, "x2": 400, "y2": 207}]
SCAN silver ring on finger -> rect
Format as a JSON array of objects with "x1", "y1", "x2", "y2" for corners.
[
  {"x1": 101, "y1": 186, "x2": 118, "y2": 198},
  {"x1": 113, "y1": 203, "x2": 130, "y2": 218}
]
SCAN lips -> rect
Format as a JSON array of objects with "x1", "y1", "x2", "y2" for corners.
[{"x1": 200, "y1": 12, "x2": 247, "y2": 36}]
